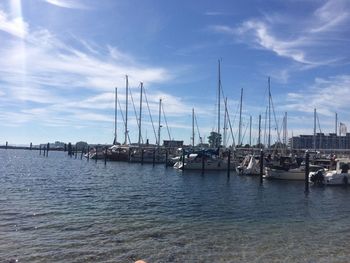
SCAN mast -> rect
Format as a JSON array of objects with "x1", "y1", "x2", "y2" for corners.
[
  {"x1": 283, "y1": 112, "x2": 287, "y2": 154},
  {"x1": 124, "y1": 75, "x2": 129, "y2": 145},
  {"x1": 113, "y1": 87, "x2": 117, "y2": 145},
  {"x1": 238, "y1": 88, "x2": 243, "y2": 146},
  {"x1": 223, "y1": 98, "x2": 228, "y2": 147},
  {"x1": 249, "y1": 115, "x2": 252, "y2": 146},
  {"x1": 258, "y1": 114, "x2": 261, "y2": 149},
  {"x1": 335, "y1": 112, "x2": 338, "y2": 135},
  {"x1": 157, "y1": 98, "x2": 162, "y2": 147},
  {"x1": 217, "y1": 59, "x2": 221, "y2": 136},
  {"x1": 138, "y1": 82, "x2": 143, "y2": 146},
  {"x1": 268, "y1": 77, "x2": 271, "y2": 149},
  {"x1": 192, "y1": 108, "x2": 195, "y2": 147},
  {"x1": 313, "y1": 108, "x2": 316, "y2": 151}
]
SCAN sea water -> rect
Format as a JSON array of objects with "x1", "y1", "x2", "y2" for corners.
[{"x1": 1, "y1": 149, "x2": 349, "y2": 262}]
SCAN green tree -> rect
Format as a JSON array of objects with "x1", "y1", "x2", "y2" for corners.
[{"x1": 208, "y1": 132, "x2": 222, "y2": 148}]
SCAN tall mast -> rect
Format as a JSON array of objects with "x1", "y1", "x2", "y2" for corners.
[
  {"x1": 283, "y1": 112, "x2": 287, "y2": 153},
  {"x1": 223, "y1": 97, "x2": 227, "y2": 147},
  {"x1": 249, "y1": 115, "x2": 252, "y2": 146},
  {"x1": 313, "y1": 108, "x2": 316, "y2": 151},
  {"x1": 124, "y1": 75, "x2": 129, "y2": 145},
  {"x1": 218, "y1": 59, "x2": 221, "y2": 136},
  {"x1": 192, "y1": 108, "x2": 195, "y2": 147},
  {"x1": 157, "y1": 98, "x2": 162, "y2": 147},
  {"x1": 138, "y1": 82, "x2": 143, "y2": 146},
  {"x1": 268, "y1": 77, "x2": 271, "y2": 149},
  {"x1": 238, "y1": 88, "x2": 243, "y2": 146},
  {"x1": 335, "y1": 112, "x2": 338, "y2": 135},
  {"x1": 258, "y1": 114, "x2": 261, "y2": 149},
  {"x1": 114, "y1": 87, "x2": 118, "y2": 145}
]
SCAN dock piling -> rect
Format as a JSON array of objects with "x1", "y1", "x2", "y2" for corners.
[
  {"x1": 305, "y1": 152, "x2": 310, "y2": 193},
  {"x1": 227, "y1": 150, "x2": 231, "y2": 177},
  {"x1": 30, "y1": 142, "x2": 32, "y2": 150},
  {"x1": 104, "y1": 147, "x2": 107, "y2": 165},
  {"x1": 39, "y1": 145, "x2": 41, "y2": 155},
  {"x1": 46, "y1": 143, "x2": 49, "y2": 157},
  {"x1": 95, "y1": 147, "x2": 98, "y2": 163},
  {"x1": 75, "y1": 146, "x2": 77, "y2": 159},
  {"x1": 5, "y1": 141, "x2": 8, "y2": 150},
  {"x1": 68, "y1": 143, "x2": 72, "y2": 157},
  {"x1": 80, "y1": 148, "x2": 84, "y2": 160}
]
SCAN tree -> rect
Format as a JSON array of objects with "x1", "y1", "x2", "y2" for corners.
[{"x1": 208, "y1": 132, "x2": 222, "y2": 148}]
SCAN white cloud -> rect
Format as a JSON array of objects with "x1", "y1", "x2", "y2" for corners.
[
  {"x1": 0, "y1": 10, "x2": 28, "y2": 38},
  {"x1": 209, "y1": 0, "x2": 350, "y2": 66},
  {"x1": 44, "y1": 0, "x2": 88, "y2": 9}
]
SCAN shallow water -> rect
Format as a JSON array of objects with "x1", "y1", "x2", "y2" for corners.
[{"x1": 1, "y1": 149, "x2": 350, "y2": 262}]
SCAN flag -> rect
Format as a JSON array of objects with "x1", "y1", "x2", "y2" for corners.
[{"x1": 340, "y1": 122, "x2": 347, "y2": 135}]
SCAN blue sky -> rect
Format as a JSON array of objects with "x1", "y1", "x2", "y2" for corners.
[{"x1": 0, "y1": 0, "x2": 350, "y2": 146}]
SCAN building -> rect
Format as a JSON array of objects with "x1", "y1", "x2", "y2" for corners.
[{"x1": 290, "y1": 133, "x2": 350, "y2": 150}]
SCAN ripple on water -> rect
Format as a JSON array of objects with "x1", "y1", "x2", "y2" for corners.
[{"x1": 1, "y1": 149, "x2": 350, "y2": 262}]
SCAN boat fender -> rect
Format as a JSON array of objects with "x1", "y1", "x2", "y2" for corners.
[{"x1": 343, "y1": 176, "x2": 348, "y2": 185}]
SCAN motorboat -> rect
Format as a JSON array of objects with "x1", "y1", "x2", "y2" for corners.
[{"x1": 310, "y1": 158, "x2": 350, "y2": 186}]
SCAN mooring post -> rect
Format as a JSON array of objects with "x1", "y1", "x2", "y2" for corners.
[
  {"x1": 46, "y1": 143, "x2": 49, "y2": 157},
  {"x1": 43, "y1": 146, "x2": 46, "y2": 156},
  {"x1": 64, "y1": 143, "x2": 67, "y2": 152},
  {"x1": 87, "y1": 146, "x2": 90, "y2": 161},
  {"x1": 165, "y1": 149, "x2": 168, "y2": 168},
  {"x1": 141, "y1": 148, "x2": 144, "y2": 165},
  {"x1": 182, "y1": 149, "x2": 186, "y2": 172},
  {"x1": 30, "y1": 142, "x2": 32, "y2": 150},
  {"x1": 104, "y1": 147, "x2": 107, "y2": 165},
  {"x1": 80, "y1": 147, "x2": 84, "y2": 160},
  {"x1": 39, "y1": 145, "x2": 42, "y2": 155},
  {"x1": 305, "y1": 151, "x2": 310, "y2": 193},
  {"x1": 75, "y1": 146, "x2": 78, "y2": 159},
  {"x1": 152, "y1": 148, "x2": 156, "y2": 167},
  {"x1": 260, "y1": 150, "x2": 264, "y2": 184},
  {"x1": 5, "y1": 141, "x2": 8, "y2": 150},
  {"x1": 95, "y1": 147, "x2": 98, "y2": 163},
  {"x1": 227, "y1": 150, "x2": 231, "y2": 177},
  {"x1": 68, "y1": 143, "x2": 72, "y2": 157},
  {"x1": 201, "y1": 151, "x2": 205, "y2": 175}
]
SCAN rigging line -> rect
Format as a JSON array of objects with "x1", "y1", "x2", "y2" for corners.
[
  {"x1": 161, "y1": 103, "x2": 172, "y2": 140},
  {"x1": 223, "y1": 98, "x2": 236, "y2": 147},
  {"x1": 117, "y1": 97, "x2": 131, "y2": 144},
  {"x1": 194, "y1": 112, "x2": 202, "y2": 144},
  {"x1": 317, "y1": 112, "x2": 322, "y2": 150},
  {"x1": 143, "y1": 88, "x2": 158, "y2": 143},
  {"x1": 270, "y1": 95, "x2": 282, "y2": 144},
  {"x1": 128, "y1": 84, "x2": 144, "y2": 144}
]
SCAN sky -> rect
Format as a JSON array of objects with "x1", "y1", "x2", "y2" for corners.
[{"x1": 0, "y1": 0, "x2": 350, "y2": 146}]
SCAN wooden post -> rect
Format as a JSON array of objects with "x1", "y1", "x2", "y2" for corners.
[
  {"x1": 64, "y1": 143, "x2": 67, "y2": 152},
  {"x1": 80, "y1": 147, "x2": 84, "y2": 160},
  {"x1": 104, "y1": 147, "x2": 107, "y2": 165},
  {"x1": 182, "y1": 149, "x2": 186, "y2": 172},
  {"x1": 39, "y1": 145, "x2": 41, "y2": 155},
  {"x1": 68, "y1": 143, "x2": 72, "y2": 157},
  {"x1": 43, "y1": 146, "x2": 46, "y2": 156},
  {"x1": 87, "y1": 146, "x2": 90, "y2": 161},
  {"x1": 46, "y1": 143, "x2": 49, "y2": 157},
  {"x1": 5, "y1": 141, "x2": 8, "y2": 149},
  {"x1": 75, "y1": 146, "x2": 77, "y2": 159},
  {"x1": 201, "y1": 151, "x2": 205, "y2": 175},
  {"x1": 141, "y1": 148, "x2": 144, "y2": 165},
  {"x1": 305, "y1": 152, "x2": 310, "y2": 193},
  {"x1": 165, "y1": 149, "x2": 168, "y2": 168},
  {"x1": 30, "y1": 142, "x2": 32, "y2": 150},
  {"x1": 152, "y1": 148, "x2": 156, "y2": 167},
  {"x1": 260, "y1": 150, "x2": 264, "y2": 184},
  {"x1": 227, "y1": 150, "x2": 231, "y2": 177}
]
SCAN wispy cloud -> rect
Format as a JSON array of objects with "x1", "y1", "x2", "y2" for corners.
[
  {"x1": 285, "y1": 75, "x2": 350, "y2": 117},
  {"x1": 43, "y1": 0, "x2": 88, "y2": 9},
  {"x1": 209, "y1": 0, "x2": 350, "y2": 66},
  {"x1": 0, "y1": 10, "x2": 28, "y2": 38}
]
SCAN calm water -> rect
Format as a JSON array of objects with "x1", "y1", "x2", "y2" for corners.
[{"x1": 1, "y1": 149, "x2": 350, "y2": 263}]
